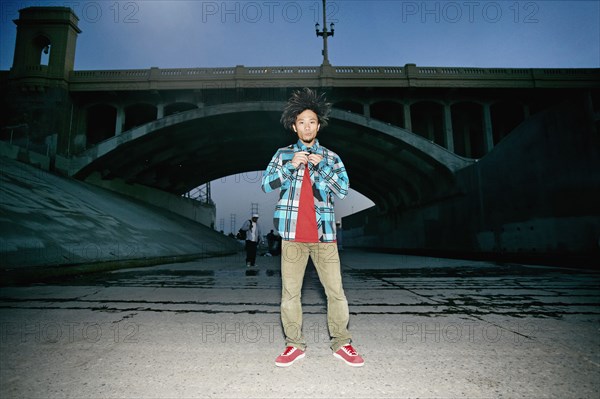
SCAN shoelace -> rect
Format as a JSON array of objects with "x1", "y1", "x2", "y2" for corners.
[
  {"x1": 342, "y1": 345, "x2": 357, "y2": 356},
  {"x1": 282, "y1": 346, "x2": 296, "y2": 356}
]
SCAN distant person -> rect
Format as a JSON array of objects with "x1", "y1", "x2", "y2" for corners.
[
  {"x1": 261, "y1": 88, "x2": 364, "y2": 367},
  {"x1": 266, "y1": 230, "x2": 277, "y2": 255},
  {"x1": 336, "y1": 221, "x2": 344, "y2": 251},
  {"x1": 240, "y1": 214, "x2": 261, "y2": 267},
  {"x1": 274, "y1": 232, "x2": 282, "y2": 256}
]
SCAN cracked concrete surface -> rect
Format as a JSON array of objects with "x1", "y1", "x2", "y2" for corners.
[{"x1": 1, "y1": 251, "x2": 598, "y2": 398}]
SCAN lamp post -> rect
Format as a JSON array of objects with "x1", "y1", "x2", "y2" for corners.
[{"x1": 315, "y1": 0, "x2": 334, "y2": 66}]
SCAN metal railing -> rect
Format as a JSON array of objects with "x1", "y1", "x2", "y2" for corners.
[{"x1": 69, "y1": 64, "x2": 599, "y2": 80}]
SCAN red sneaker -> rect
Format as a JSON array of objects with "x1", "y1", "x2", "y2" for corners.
[
  {"x1": 333, "y1": 344, "x2": 364, "y2": 367},
  {"x1": 275, "y1": 346, "x2": 305, "y2": 367}
]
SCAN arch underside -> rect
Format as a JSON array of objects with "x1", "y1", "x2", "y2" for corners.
[{"x1": 74, "y1": 103, "x2": 472, "y2": 213}]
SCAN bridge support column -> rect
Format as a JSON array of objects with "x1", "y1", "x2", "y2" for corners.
[
  {"x1": 403, "y1": 103, "x2": 412, "y2": 131},
  {"x1": 443, "y1": 104, "x2": 454, "y2": 152},
  {"x1": 157, "y1": 103, "x2": 165, "y2": 119},
  {"x1": 483, "y1": 103, "x2": 494, "y2": 153},
  {"x1": 115, "y1": 106, "x2": 124, "y2": 135}
]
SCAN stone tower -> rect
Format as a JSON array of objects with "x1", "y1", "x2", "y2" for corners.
[
  {"x1": 10, "y1": 7, "x2": 81, "y2": 87},
  {"x1": 4, "y1": 7, "x2": 81, "y2": 159}
]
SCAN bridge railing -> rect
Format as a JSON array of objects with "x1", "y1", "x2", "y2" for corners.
[{"x1": 67, "y1": 64, "x2": 600, "y2": 91}]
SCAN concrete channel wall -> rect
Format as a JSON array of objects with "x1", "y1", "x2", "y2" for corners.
[{"x1": 0, "y1": 156, "x2": 240, "y2": 277}]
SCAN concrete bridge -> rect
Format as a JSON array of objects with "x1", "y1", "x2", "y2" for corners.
[{"x1": 2, "y1": 7, "x2": 600, "y2": 265}]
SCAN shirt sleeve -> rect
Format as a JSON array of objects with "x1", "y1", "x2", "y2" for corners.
[
  {"x1": 316, "y1": 153, "x2": 349, "y2": 199},
  {"x1": 261, "y1": 149, "x2": 296, "y2": 193}
]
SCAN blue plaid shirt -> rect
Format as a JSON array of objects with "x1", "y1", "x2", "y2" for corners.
[{"x1": 261, "y1": 139, "x2": 349, "y2": 242}]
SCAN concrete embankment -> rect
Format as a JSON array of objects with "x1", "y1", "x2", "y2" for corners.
[{"x1": 0, "y1": 156, "x2": 240, "y2": 283}]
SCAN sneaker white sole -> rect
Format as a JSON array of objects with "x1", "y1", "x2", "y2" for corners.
[
  {"x1": 275, "y1": 352, "x2": 305, "y2": 367},
  {"x1": 333, "y1": 352, "x2": 364, "y2": 367}
]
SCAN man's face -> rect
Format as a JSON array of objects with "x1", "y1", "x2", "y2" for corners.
[{"x1": 293, "y1": 109, "x2": 320, "y2": 146}]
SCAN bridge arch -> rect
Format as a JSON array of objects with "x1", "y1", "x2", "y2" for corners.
[
  {"x1": 165, "y1": 102, "x2": 198, "y2": 117},
  {"x1": 333, "y1": 100, "x2": 364, "y2": 114},
  {"x1": 72, "y1": 101, "x2": 472, "y2": 213}
]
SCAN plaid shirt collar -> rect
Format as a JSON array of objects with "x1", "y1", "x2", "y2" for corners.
[{"x1": 294, "y1": 139, "x2": 321, "y2": 154}]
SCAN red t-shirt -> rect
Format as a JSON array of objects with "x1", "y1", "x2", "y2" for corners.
[{"x1": 294, "y1": 168, "x2": 319, "y2": 242}]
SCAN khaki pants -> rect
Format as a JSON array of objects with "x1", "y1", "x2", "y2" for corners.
[{"x1": 280, "y1": 240, "x2": 352, "y2": 352}]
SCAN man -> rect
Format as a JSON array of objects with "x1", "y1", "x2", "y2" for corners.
[
  {"x1": 240, "y1": 214, "x2": 261, "y2": 267},
  {"x1": 261, "y1": 88, "x2": 364, "y2": 367}
]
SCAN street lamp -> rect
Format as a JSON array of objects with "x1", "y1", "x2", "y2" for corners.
[
  {"x1": 315, "y1": 0, "x2": 334, "y2": 66},
  {"x1": 315, "y1": 22, "x2": 335, "y2": 37}
]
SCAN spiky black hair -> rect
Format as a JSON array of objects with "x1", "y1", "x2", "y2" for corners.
[{"x1": 280, "y1": 88, "x2": 331, "y2": 131}]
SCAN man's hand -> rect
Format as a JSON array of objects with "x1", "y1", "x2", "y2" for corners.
[
  {"x1": 307, "y1": 153, "x2": 323, "y2": 166},
  {"x1": 291, "y1": 151, "x2": 309, "y2": 168}
]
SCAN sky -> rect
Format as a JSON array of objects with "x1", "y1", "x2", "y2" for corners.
[{"x1": 1, "y1": 0, "x2": 599, "y2": 233}]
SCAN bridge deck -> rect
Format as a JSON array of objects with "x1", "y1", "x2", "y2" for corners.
[{"x1": 64, "y1": 64, "x2": 600, "y2": 91}]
